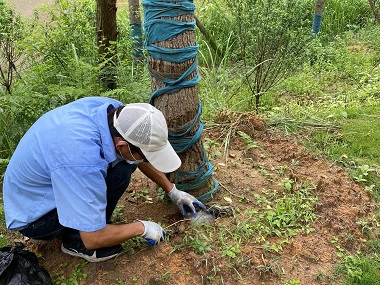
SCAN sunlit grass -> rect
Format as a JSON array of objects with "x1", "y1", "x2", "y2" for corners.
[
  {"x1": 0, "y1": 197, "x2": 10, "y2": 248},
  {"x1": 342, "y1": 110, "x2": 380, "y2": 162}
]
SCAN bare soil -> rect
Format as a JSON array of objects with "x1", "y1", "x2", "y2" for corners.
[
  {"x1": 19, "y1": 114, "x2": 375, "y2": 285},
  {"x1": 7, "y1": 0, "x2": 54, "y2": 18}
]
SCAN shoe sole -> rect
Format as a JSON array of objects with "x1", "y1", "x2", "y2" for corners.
[{"x1": 61, "y1": 244, "x2": 119, "y2": 262}]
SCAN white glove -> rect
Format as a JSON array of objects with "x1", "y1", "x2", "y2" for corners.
[
  {"x1": 138, "y1": 220, "x2": 165, "y2": 246},
  {"x1": 167, "y1": 184, "x2": 206, "y2": 216}
]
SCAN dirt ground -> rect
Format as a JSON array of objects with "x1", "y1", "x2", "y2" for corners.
[
  {"x1": 16, "y1": 114, "x2": 374, "y2": 285},
  {"x1": 7, "y1": 0, "x2": 128, "y2": 18},
  {"x1": 7, "y1": 0, "x2": 54, "y2": 18}
]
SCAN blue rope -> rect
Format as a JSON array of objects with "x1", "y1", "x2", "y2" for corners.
[
  {"x1": 146, "y1": 45, "x2": 199, "y2": 63},
  {"x1": 176, "y1": 153, "x2": 219, "y2": 201},
  {"x1": 148, "y1": 60, "x2": 200, "y2": 103},
  {"x1": 142, "y1": 0, "x2": 218, "y2": 201},
  {"x1": 143, "y1": 0, "x2": 196, "y2": 21},
  {"x1": 145, "y1": 20, "x2": 196, "y2": 45},
  {"x1": 312, "y1": 14, "x2": 322, "y2": 35},
  {"x1": 168, "y1": 100, "x2": 202, "y2": 153}
]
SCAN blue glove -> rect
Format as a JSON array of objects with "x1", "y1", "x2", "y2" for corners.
[
  {"x1": 138, "y1": 220, "x2": 166, "y2": 246},
  {"x1": 167, "y1": 184, "x2": 206, "y2": 216}
]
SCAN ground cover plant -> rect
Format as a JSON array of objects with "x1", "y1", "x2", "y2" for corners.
[{"x1": 1, "y1": 0, "x2": 380, "y2": 284}]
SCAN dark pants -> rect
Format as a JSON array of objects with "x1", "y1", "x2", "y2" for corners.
[{"x1": 19, "y1": 161, "x2": 137, "y2": 240}]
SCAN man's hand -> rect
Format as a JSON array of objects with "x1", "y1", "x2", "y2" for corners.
[
  {"x1": 138, "y1": 220, "x2": 166, "y2": 246},
  {"x1": 167, "y1": 185, "x2": 206, "y2": 216}
]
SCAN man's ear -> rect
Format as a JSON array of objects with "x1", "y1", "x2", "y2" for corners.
[{"x1": 114, "y1": 138, "x2": 127, "y2": 152}]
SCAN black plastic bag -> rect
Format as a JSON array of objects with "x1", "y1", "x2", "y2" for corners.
[{"x1": 0, "y1": 242, "x2": 52, "y2": 285}]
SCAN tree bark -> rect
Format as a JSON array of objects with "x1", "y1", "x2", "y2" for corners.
[
  {"x1": 96, "y1": 0, "x2": 118, "y2": 90},
  {"x1": 148, "y1": 14, "x2": 213, "y2": 198},
  {"x1": 315, "y1": 0, "x2": 324, "y2": 15}
]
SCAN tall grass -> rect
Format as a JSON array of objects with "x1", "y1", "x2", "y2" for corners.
[
  {"x1": 198, "y1": 38, "x2": 254, "y2": 120},
  {"x1": 322, "y1": 0, "x2": 372, "y2": 38}
]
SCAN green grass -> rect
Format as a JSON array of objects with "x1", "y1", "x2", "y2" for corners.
[
  {"x1": 173, "y1": 180, "x2": 318, "y2": 258},
  {"x1": 0, "y1": 198, "x2": 10, "y2": 247},
  {"x1": 51, "y1": 261, "x2": 88, "y2": 285},
  {"x1": 337, "y1": 254, "x2": 380, "y2": 285},
  {"x1": 306, "y1": 105, "x2": 380, "y2": 163},
  {"x1": 260, "y1": 25, "x2": 380, "y2": 284},
  {"x1": 342, "y1": 110, "x2": 380, "y2": 162},
  {"x1": 301, "y1": 104, "x2": 380, "y2": 200}
]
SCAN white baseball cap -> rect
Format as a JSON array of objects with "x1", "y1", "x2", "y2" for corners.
[{"x1": 113, "y1": 103, "x2": 181, "y2": 173}]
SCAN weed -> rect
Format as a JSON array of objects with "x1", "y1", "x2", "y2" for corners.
[
  {"x1": 159, "y1": 271, "x2": 170, "y2": 281},
  {"x1": 172, "y1": 226, "x2": 214, "y2": 255},
  {"x1": 222, "y1": 244, "x2": 241, "y2": 259},
  {"x1": 276, "y1": 165, "x2": 289, "y2": 178},
  {"x1": 364, "y1": 184, "x2": 376, "y2": 194},
  {"x1": 257, "y1": 166, "x2": 273, "y2": 180},
  {"x1": 368, "y1": 239, "x2": 380, "y2": 254},
  {"x1": 130, "y1": 188, "x2": 153, "y2": 203},
  {"x1": 111, "y1": 204, "x2": 125, "y2": 223},
  {"x1": 281, "y1": 178, "x2": 294, "y2": 191},
  {"x1": 237, "y1": 131, "x2": 266, "y2": 154},
  {"x1": 254, "y1": 184, "x2": 317, "y2": 240},
  {"x1": 353, "y1": 164, "x2": 375, "y2": 183},
  {"x1": 204, "y1": 138, "x2": 222, "y2": 160},
  {"x1": 284, "y1": 280, "x2": 300, "y2": 285},
  {"x1": 156, "y1": 188, "x2": 166, "y2": 201},
  {"x1": 51, "y1": 261, "x2": 88, "y2": 284},
  {"x1": 125, "y1": 237, "x2": 145, "y2": 254},
  {"x1": 262, "y1": 241, "x2": 284, "y2": 253},
  {"x1": 216, "y1": 182, "x2": 318, "y2": 262},
  {"x1": 185, "y1": 231, "x2": 213, "y2": 254},
  {"x1": 330, "y1": 236, "x2": 346, "y2": 258},
  {"x1": 356, "y1": 215, "x2": 379, "y2": 238},
  {"x1": 314, "y1": 271, "x2": 326, "y2": 282},
  {"x1": 335, "y1": 253, "x2": 380, "y2": 285}
]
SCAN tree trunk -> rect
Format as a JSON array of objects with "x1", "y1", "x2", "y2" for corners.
[
  {"x1": 312, "y1": 0, "x2": 324, "y2": 35},
  {"x1": 128, "y1": 0, "x2": 144, "y2": 63},
  {"x1": 144, "y1": 2, "x2": 215, "y2": 200},
  {"x1": 368, "y1": 0, "x2": 380, "y2": 24},
  {"x1": 315, "y1": 0, "x2": 324, "y2": 14},
  {"x1": 96, "y1": 0, "x2": 118, "y2": 90}
]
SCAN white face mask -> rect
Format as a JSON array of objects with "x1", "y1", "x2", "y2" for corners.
[
  {"x1": 118, "y1": 148, "x2": 145, "y2": 165},
  {"x1": 125, "y1": 159, "x2": 144, "y2": 165},
  {"x1": 118, "y1": 140, "x2": 147, "y2": 165}
]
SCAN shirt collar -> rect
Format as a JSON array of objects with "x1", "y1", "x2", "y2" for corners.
[{"x1": 97, "y1": 103, "x2": 119, "y2": 164}]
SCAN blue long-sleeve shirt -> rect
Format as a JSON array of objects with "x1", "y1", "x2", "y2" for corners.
[{"x1": 3, "y1": 97, "x2": 123, "y2": 232}]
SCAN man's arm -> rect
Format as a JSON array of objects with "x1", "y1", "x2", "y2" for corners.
[
  {"x1": 79, "y1": 162, "x2": 171, "y2": 249},
  {"x1": 80, "y1": 222, "x2": 144, "y2": 249},
  {"x1": 137, "y1": 162, "x2": 206, "y2": 216},
  {"x1": 80, "y1": 220, "x2": 165, "y2": 249},
  {"x1": 137, "y1": 161, "x2": 174, "y2": 193},
  {"x1": 80, "y1": 162, "x2": 177, "y2": 250}
]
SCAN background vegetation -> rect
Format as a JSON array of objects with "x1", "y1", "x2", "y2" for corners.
[{"x1": 1, "y1": 0, "x2": 380, "y2": 283}]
